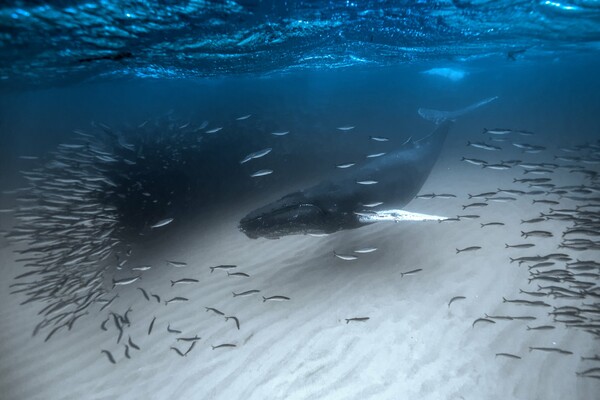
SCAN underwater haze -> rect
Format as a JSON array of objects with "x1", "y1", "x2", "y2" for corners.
[{"x1": 1, "y1": 2, "x2": 600, "y2": 400}]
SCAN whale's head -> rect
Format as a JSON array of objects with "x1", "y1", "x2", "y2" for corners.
[{"x1": 239, "y1": 191, "x2": 335, "y2": 239}]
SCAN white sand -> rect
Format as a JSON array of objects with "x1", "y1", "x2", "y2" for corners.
[{"x1": 0, "y1": 127, "x2": 598, "y2": 400}]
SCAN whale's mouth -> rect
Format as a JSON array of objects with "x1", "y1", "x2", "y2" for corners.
[{"x1": 239, "y1": 193, "x2": 328, "y2": 239}]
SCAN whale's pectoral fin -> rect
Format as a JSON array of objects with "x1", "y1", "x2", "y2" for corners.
[{"x1": 356, "y1": 209, "x2": 448, "y2": 223}]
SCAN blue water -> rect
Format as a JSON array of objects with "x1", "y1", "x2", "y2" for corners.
[
  {"x1": 1, "y1": 2, "x2": 600, "y2": 399},
  {"x1": 1, "y1": 0, "x2": 599, "y2": 88}
]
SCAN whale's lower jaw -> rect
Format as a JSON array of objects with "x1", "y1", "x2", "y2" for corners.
[{"x1": 239, "y1": 201, "x2": 363, "y2": 239}]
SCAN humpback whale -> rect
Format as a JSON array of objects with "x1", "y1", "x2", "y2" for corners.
[
  {"x1": 239, "y1": 97, "x2": 498, "y2": 239},
  {"x1": 239, "y1": 121, "x2": 452, "y2": 239}
]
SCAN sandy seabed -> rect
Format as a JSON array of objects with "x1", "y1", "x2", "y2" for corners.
[{"x1": 0, "y1": 129, "x2": 599, "y2": 400}]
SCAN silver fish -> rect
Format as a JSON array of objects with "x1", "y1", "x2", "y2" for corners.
[
  {"x1": 333, "y1": 252, "x2": 358, "y2": 261},
  {"x1": 167, "y1": 260, "x2": 188, "y2": 268},
  {"x1": 356, "y1": 180, "x2": 378, "y2": 185},
  {"x1": 250, "y1": 169, "x2": 273, "y2": 177},
  {"x1": 150, "y1": 218, "x2": 174, "y2": 229},
  {"x1": 354, "y1": 247, "x2": 377, "y2": 254},
  {"x1": 336, "y1": 162, "x2": 356, "y2": 169},
  {"x1": 262, "y1": 295, "x2": 290, "y2": 302},
  {"x1": 205, "y1": 127, "x2": 223, "y2": 134},
  {"x1": 232, "y1": 290, "x2": 260, "y2": 297}
]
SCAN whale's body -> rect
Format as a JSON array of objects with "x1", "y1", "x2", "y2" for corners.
[
  {"x1": 239, "y1": 96, "x2": 498, "y2": 239},
  {"x1": 239, "y1": 121, "x2": 452, "y2": 239}
]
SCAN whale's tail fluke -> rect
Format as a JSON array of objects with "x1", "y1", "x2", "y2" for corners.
[{"x1": 418, "y1": 96, "x2": 498, "y2": 124}]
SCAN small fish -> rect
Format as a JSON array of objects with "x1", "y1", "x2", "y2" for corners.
[
  {"x1": 400, "y1": 268, "x2": 423, "y2": 277},
  {"x1": 100, "y1": 318, "x2": 109, "y2": 331},
  {"x1": 112, "y1": 275, "x2": 141, "y2": 288},
  {"x1": 148, "y1": 317, "x2": 156, "y2": 335},
  {"x1": 495, "y1": 353, "x2": 521, "y2": 359},
  {"x1": 232, "y1": 290, "x2": 260, "y2": 297},
  {"x1": 521, "y1": 230, "x2": 553, "y2": 238},
  {"x1": 366, "y1": 152, "x2": 386, "y2": 158},
  {"x1": 473, "y1": 318, "x2": 496, "y2": 327},
  {"x1": 271, "y1": 131, "x2": 289, "y2": 136},
  {"x1": 170, "y1": 347, "x2": 186, "y2": 357},
  {"x1": 236, "y1": 114, "x2": 251, "y2": 120},
  {"x1": 212, "y1": 343, "x2": 236, "y2": 349},
  {"x1": 467, "y1": 141, "x2": 501, "y2": 151},
  {"x1": 436, "y1": 193, "x2": 457, "y2": 199},
  {"x1": 529, "y1": 347, "x2": 572, "y2": 355},
  {"x1": 356, "y1": 180, "x2": 378, "y2": 185},
  {"x1": 370, "y1": 136, "x2": 389, "y2": 142},
  {"x1": 521, "y1": 218, "x2": 545, "y2": 224},
  {"x1": 448, "y1": 296, "x2": 466, "y2": 307},
  {"x1": 461, "y1": 157, "x2": 487, "y2": 166},
  {"x1": 167, "y1": 324, "x2": 182, "y2": 334},
  {"x1": 150, "y1": 218, "x2": 174, "y2": 229},
  {"x1": 165, "y1": 297, "x2": 189, "y2": 305},
  {"x1": 483, "y1": 164, "x2": 511, "y2": 170},
  {"x1": 483, "y1": 128, "x2": 512, "y2": 135},
  {"x1": 151, "y1": 294, "x2": 161, "y2": 303},
  {"x1": 132, "y1": 265, "x2": 152, "y2": 271},
  {"x1": 485, "y1": 196, "x2": 516, "y2": 202},
  {"x1": 250, "y1": 169, "x2": 273, "y2": 177},
  {"x1": 240, "y1": 148, "x2": 272, "y2": 164},
  {"x1": 532, "y1": 199, "x2": 559, "y2": 205},
  {"x1": 227, "y1": 272, "x2": 250, "y2": 278},
  {"x1": 354, "y1": 247, "x2": 377, "y2": 254},
  {"x1": 124, "y1": 345, "x2": 131, "y2": 359},
  {"x1": 205, "y1": 307, "x2": 225, "y2": 316},
  {"x1": 177, "y1": 335, "x2": 201, "y2": 342},
  {"x1": 502, "y1": 297, "x2": 550, "y2": 307},
  {"x1": 481, "y1": 222, "x2": 505, "y2": 228},
  {"x1": 101, "y1": 349, "x2": 116, "y2": 364},
  {"x1": 166, "y1": 260, "x2": 188, "y2": 268},
  {"x1": 333, "y1": 251, "x2": 358, "y2": 261},
  {"x1": 345, "y1": 317, "x2": 369, "y2": 324},
  {"x1": 462, "y1": 203, "x2": 488, "y2": 210},
  {"x1": 456, "y1": 246, "x2": 482, "y2": 254},
  {"x1": 210, "y1": 265, "x2": 237, "y2": 273},
  {"x1": 457, "y1": 214, "x2": 480, "y2": 219},
  {"x1": 526, "y1": 325, "x2": 555, "y2": 331},
  {"x1": 170, "y1": 278, "x2": 199, "y2": 286},
  {"x1": 205, "y1": 127, "x2": 223, "y2": 134},
  {"x1": 225, "y1": 316, "x2": 240, "y2": 330},
  {"x1": 362, "y1": 202, "x2": 383, "y2": 207},
  {"x1": 336, "y1": 162, "x2": 356, "y2": 169},
  {"x1": 127, "y1": 336, "x2": 140, "y2": 350},
  {"x1": 263, "y1": 295, "x2": 290, "y2": 302},
  {"x1": 337, "y1": 126, "x2": 355, "y2": 131},
  {"x1": 505, "y1": 243, "x2": 535, "y2": 249},
  {"x1": 468, "y1": 191, "x2": 497, "y2": 199}
]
